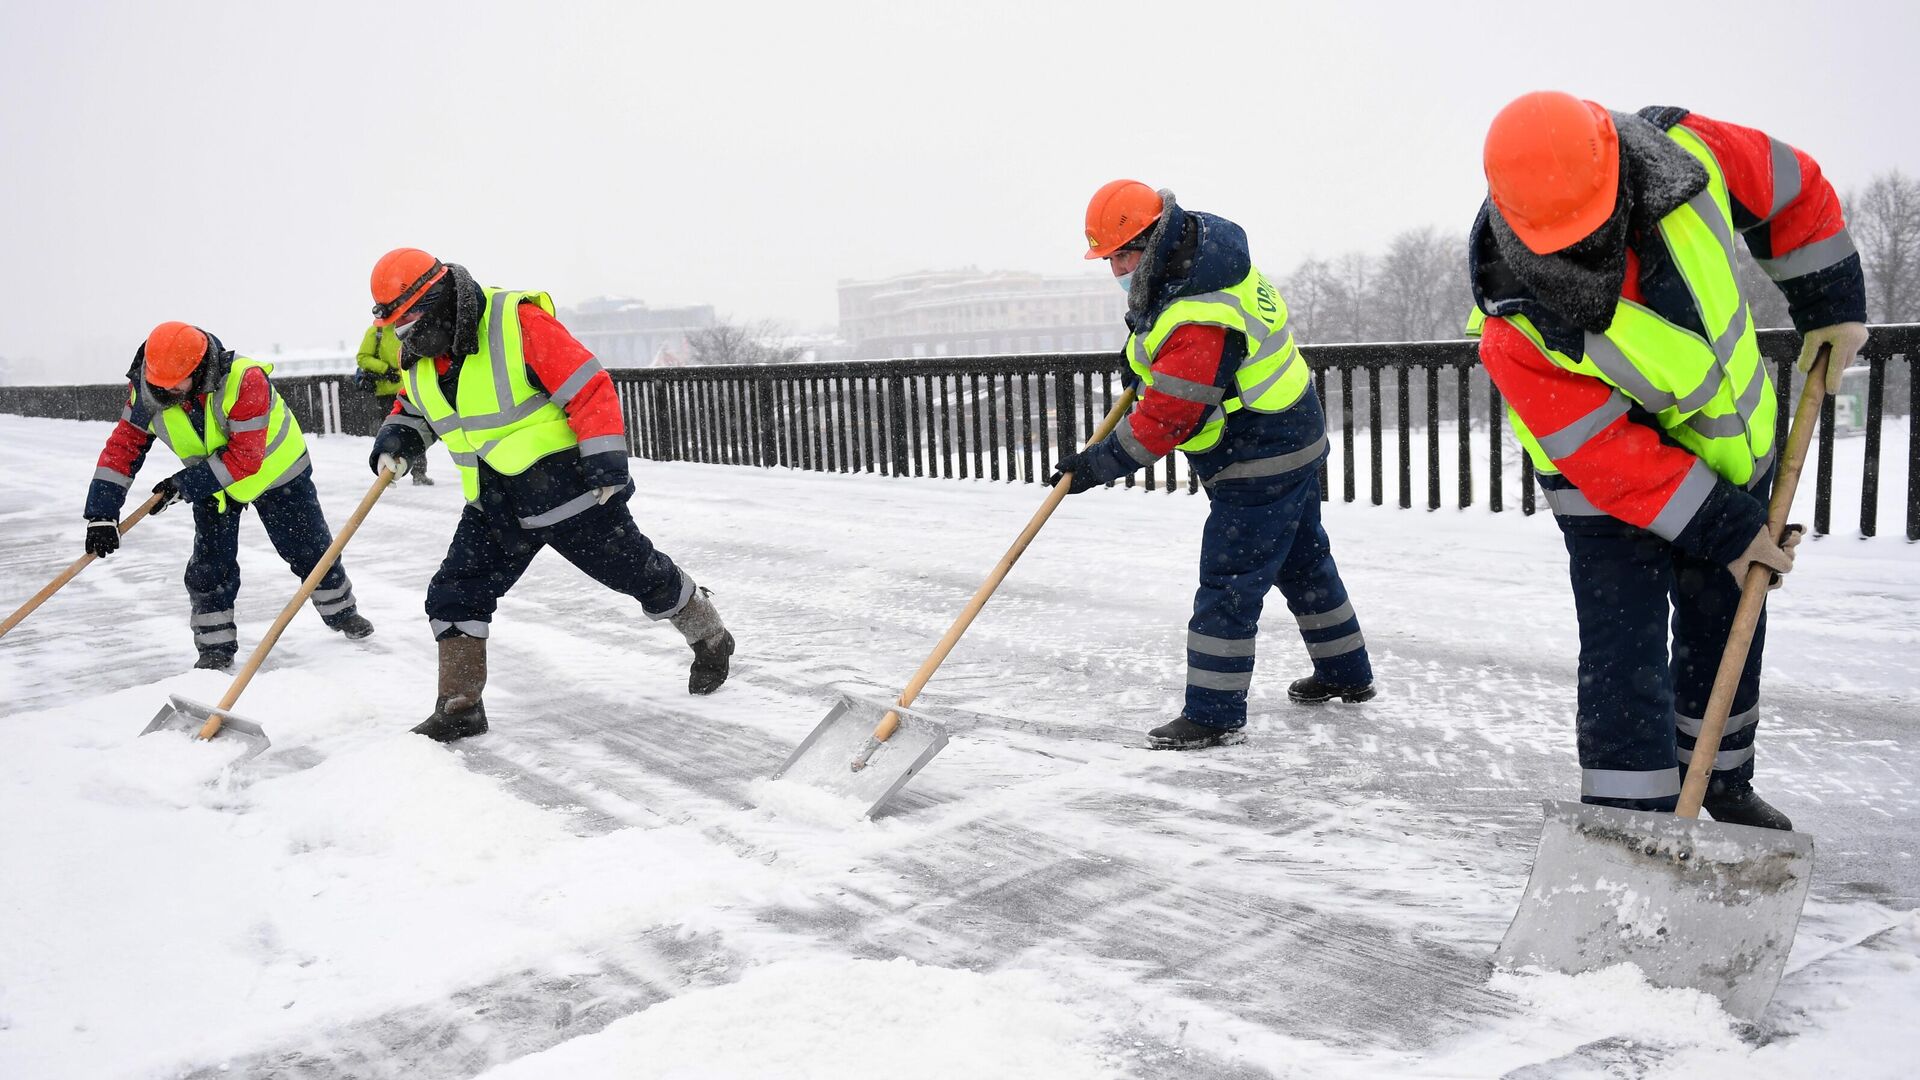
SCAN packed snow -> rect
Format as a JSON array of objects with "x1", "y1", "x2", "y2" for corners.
[{"x1": 0, "y1": 414, "x2": 1914, "y2": 1079}]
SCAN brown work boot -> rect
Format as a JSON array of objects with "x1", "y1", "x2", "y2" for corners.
[
  {"x1": 412, "y1": 634, "x2": 489, "y2": 742},
  {"x1": 669, "y1": 587, "x2": 733, "y2": 695}
]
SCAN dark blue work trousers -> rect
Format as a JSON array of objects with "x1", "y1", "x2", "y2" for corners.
[
  {"x1": 1184, "y1": 467, "x2": 1371, "y2": 728},
  {"x1": 424, "y1": 489, "x2": 690, "y2": 640},
  {"x1": 185, "y1": 470, "x2": 358, "y2": 659},
  {"x1": 1554, "y1": 475, "x2": 1774, "y2": 811}
]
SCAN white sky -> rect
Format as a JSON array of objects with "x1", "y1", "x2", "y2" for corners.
[{"x1": 2, "y1": 0, "x2": 1915, "y2": 381}]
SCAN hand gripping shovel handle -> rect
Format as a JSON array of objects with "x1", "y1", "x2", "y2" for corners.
[
  {"x1": 195, "y1": 468, "x2": 397, "y2": 740},
  {"x1": 1676, "y1": 349, "x2": 1827, "y2": 817},
  {"x1": 849, "y1": 389, "x2": 1140, "y2": 771},
  {"x1": 0, "y1": 490, "x2": 169, "y2": 640}
]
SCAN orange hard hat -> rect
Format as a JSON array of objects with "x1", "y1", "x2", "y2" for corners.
[
  {"x1": 370, "y1": 247, "x2": 449, "y2": 326},
  {"x1": 1083, "y1": 179, "x2": 1162, "y2": 260},
  {"x1": 1483, "y1": 91, "x2": 1620, "y2": 254},
  {"x1": 143, "y1": 321, "x2": 210, "y2": 387}
]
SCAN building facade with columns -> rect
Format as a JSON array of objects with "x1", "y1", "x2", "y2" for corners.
[{"x1": 838, "y1": 270, "x2": 1127, "y2": 361}]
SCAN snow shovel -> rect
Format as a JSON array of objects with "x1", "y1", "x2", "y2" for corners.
[
  {"x1": 140, "y1": 467, "x2": 398, "y2": 763},
  {"x1": 1495, "y1": 350, "x2": 1831, "y2": 1022},
  {"x1": 771, "y1": 388, "x2": 1140, "y2": 817},
  {"x1": 0, "y1": 490, "x2": 169, "y2": 640}
]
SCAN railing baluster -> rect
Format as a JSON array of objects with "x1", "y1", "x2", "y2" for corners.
[
  {"x1": 1398, "y1": 364, "x2": 1413, "y2": 510},
  {"x1": 1020, "y1": 371, "x2": 1037, "y2": 483},
  {"x1": 887, "y1": 374, "x2": 909, "y2": 476},
  {"x1": 1037, "y1": 371, "x2": 1055, "y2": 482},
  {"x1": 1315, "y1": 367, "x2": 1330, "y2": 501},
  {"x1": 939, "y1": 374, "x2": 955, "y2": 479},
  {"x1": 1862, "y1": 354, "x2": 1884, "y2": 537},
  {"x1": 1341, "y1": 365, "x2": 1356, "y2": 504},
  {"x1": 1488, "y1": 377, "x2": 1504, "y2": 513},
  {"x1": 1427, "y1": 362, "x2": 1442, "y2": 510},
  {"x1": 1907, "y1": 351, "x2": 1919, "y2": 542},
  {"x1": 972, "y1": 373, "x2": 987, "y2": 479},
  {"x1": 1457, "y1": 364, "x2": 1473, "y2": 510},
  {"x1": 1815, "y1": 389, "x2": 1835, "y2": 536},
  {"x1": 1369, "y1": 365, "x2": 1384, "y2": 506}
]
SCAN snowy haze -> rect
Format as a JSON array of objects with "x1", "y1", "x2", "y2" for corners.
[{"x1": 2, "y1": 0, "x2": 1916, "y2": 382}]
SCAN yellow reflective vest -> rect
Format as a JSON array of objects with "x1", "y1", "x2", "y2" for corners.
[
  {"x1": 143, "y1": 356, "x2": 308, "y2": 506},
  {"x1": 356, "y1": 324, "x2": 405, "y2": 395},
  {"x1": 1500, "y1": 125, "x2": 1776, "y2": 488},
  {"x1": 401, "y1": 288, "x2": 578, "y2": 503},
  {"x1": 1125, "y1": 266, "x2": 1311, "y2": 454}
]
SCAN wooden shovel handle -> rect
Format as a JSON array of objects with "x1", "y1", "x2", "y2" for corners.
[
  {"x1": 0, "y1": 490, "x2": 168, "y2": 640},
  {"x1": 197, "y1": 469, "x2": 396, "y2": 739},
  {"x1": 1676, "y1": 349, "x2": 1827, "y2": 818},
  {"x1": 863, "y1": 389, "x2": 1139, "y2": 750}
]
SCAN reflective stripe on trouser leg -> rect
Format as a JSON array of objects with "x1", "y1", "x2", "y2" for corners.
[
  {"x1": 542, "y1": 497, "x2": 692, "y2": 620},
  {"x1": 250, "y1": 471, "x2": 361, "y2": 627},
  {"x1": 1182, "y1": 468, "x2": 1324, "y2": 728},
  {"x1": 190, "y1": 607, "x2": 238, "y2": 648},
  {"x1": 1275, "y1": 473, "x2": 1370, "y2": 688},
  {"x1": 1669, "y1": 479, "x2": 1771, "y2": 788},
  {"x1": 1557, "y1": 513, "x2": 1682, "y2": 812},
  {"x1": 185, "y1": 495, "x2": 244, "y2": 655}
]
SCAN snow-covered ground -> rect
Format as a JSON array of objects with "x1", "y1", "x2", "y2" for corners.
[{"x1": 0, "y1": 414, "x2": 1914, "y2": 1079}]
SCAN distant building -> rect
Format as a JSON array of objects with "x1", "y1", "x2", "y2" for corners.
[
  {"x1": 258, "y1": 345, "x2": 356, "y2": 378},
  {"x1": 559, "y1": 296, "x2": 716, "y2": 368},
  {"x1": 838, "y1": 269, "x2": 1127, "y2": 361}
]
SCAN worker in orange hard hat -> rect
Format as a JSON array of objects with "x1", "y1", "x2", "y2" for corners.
[
  {"x1": 1055, "y1": 179, "x2": 1374, "y2": 750},
  {"x1": 82, "y1": 321, "x2": 373, "y2": 669},
  {"x1": 363, "y1": 248, "x2": 732, "y2": 742},
  {"x1": 1468, "y1": 91, "x2": 1871, "y2": 829}
]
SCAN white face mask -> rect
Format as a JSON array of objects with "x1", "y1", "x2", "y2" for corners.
[{"x1": 1115, "y1": 271, "x2": 1134, "y2": 295}]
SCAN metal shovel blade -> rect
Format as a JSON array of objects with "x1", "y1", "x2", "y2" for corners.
[
  {"x1": 770, "y1": 696, "x2": 948, "y2": 818},
  {"x1": 139, "y1": 694, "x2": 272, "y2": 765},
  {"x1": 1495, "y1": 799, "x2": 1813, "y2": 1022}
]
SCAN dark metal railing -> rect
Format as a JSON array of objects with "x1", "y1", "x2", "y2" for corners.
[{"x1": 3, "y1": 324, "x2": 1913, "y2": 539}]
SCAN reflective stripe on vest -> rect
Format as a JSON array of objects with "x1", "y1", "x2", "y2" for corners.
[
  {"x1": 148, "y1": 357, "x2": 308, "y2": 505},
  {"x1": 1124, "y1": 266, "x2": 1310, "y2": 454},
  {"x1": 402, "y1": 288, "x2": 578, "y2": 504},
  {"x1": 1502, "y1": 125, "x2": 1777, "y2": 491}
]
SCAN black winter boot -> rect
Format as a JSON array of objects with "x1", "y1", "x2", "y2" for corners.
[
  {"x1": 412, "y1": 635, "x2": 488, "y2": 742},
  {"x1": 670, "y1": 587, "x2": 733, "y2": 695},
  {"x1": 331, "y1": 613, "x2": 375, "y2": 640},
  {"x1": 1287, "y1": 675, "x2": 1376, "y2": 705},
  {"x1": 411, "y1": 470, "x2": 435, "y2": 486},
  {"x1": 194, "y1": 649, "x2": 235, "y2": 672},
  {"x1": 1147, "y1": 716, "x2": 1247, "y2": 750},
  {"x1": 412, "y1": 696, "x2": 488, "y2": 742},
  {"x1": 1702, "y1": 780, "x2": 1794, "y2": 831}
]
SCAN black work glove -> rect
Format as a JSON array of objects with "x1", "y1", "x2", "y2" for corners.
[
  {"x1": 84, "y1": 519, "x2": 120, "y2": 558},
  {"x1": 150, "y1": 474, "x2": 183, "y2": 514},
  {"x1": 370, "y1": 427, "x2": 418, "y2": 476},
  {"x1": 1046, "y1": 449, "x2": 1104, "y2": 495},
  {"x1": 352, "y1": 369, "x2": 381, "y2": 393}
]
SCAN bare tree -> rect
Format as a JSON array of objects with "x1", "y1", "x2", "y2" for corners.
[
  {"x1": 1314, "y1": 251, "x2": 1378, "y2": 344},
  {"x1": 1848, "y1": 169, "x2": 1920, "y2": 323},
  {"x1": 1367, "y1": 227, "x2": 1472, "y2": 341},
  {"x1": 686, "y1": 318, "x2": 804, "y2": 366},
  {"x1": 1281, "y1": 256, "x2": 1335, "y2": 342}
]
